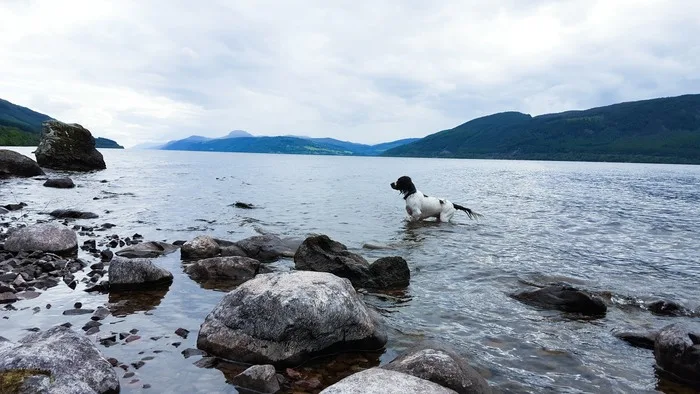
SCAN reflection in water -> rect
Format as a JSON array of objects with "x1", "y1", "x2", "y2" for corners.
[{"x1": 107, "y1": 286, "x2": 170, "y2": 316}]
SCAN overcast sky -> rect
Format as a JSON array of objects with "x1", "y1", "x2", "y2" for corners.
[{"x1": 1, "y1": 0, "x2": 698, "y2": 148}]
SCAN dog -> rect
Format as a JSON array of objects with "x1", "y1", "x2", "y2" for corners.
[{"x1": 390, "y1": 176, "x2": 482, "y2": 222}]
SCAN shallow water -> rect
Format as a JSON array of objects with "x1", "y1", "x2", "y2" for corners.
[{"x1": 2, "y1": 147, "x2": 700, "y2": 393}]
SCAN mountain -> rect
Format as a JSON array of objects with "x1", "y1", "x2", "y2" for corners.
[
  {"x1": 0, "y1": 98, "x2": 123, "y2": 148},
  {"x1": 217, "y1": 130, "x2": 253, "y2": 139},
  {"x1": 383, "y1": 94, "x2": 700, "y2": 164}
]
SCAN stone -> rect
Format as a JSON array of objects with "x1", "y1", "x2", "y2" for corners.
[
  {"x1": 294, "y1": 235, "x2": 374, "y2": 287},
  {"x1": 614, "y1": 330, "x2": 658, "y2": 350},
  {"x1": 196, "y1": 271, "x2": 386, "y2": 366},
  {"x1": 654, "y1": 323, "x2": 700, "y2": 385},
  {"x1": 369, "y1": 256, "x2": 410, "y2": 289},
  {"x1": 34, "y1": 120, "x2": 106, "y2": 171},
  {"x1": 175, "y1": 328, "x2": 189, "y2": 338},
  {"x1": 184, "y1": 256, "x2": 262, "y2": 287},
  {"x1": 4, "y1": 223, "x2": 78, "y2": 257},
  {"x1": 0, "y1": 325, "x2": 119, "y2": 393},
  {"x1": 646, "y1": 300, "x2": 694, "y2": 317},
  {"x1": 510, "y1": 285, "x2": 607, "y2": 316},
  {"x1": 233, "y1": 234, "x2": 299, "y2": 262},
  {"x1": 181, "y1": 236, "x2": 220, "y2": 261},
  {"x1": 181, "y1": 348, "x2": 206, "y2": 359},
  {"x1": 0, "y1": 292, "x2": 18, "y2": 304},
  {"x1": 0, "y1": 149, "x2": 45, "y2": 178},
  {"x1": 100, "y1": 249, "x2": 113, "y2": 262},
  {"x1": 115, "y1": 241, "x2": 179, "y2": 259},
  {"x1": 63, "y1": 308, "x2": 95, "y2": 316},
  {"x1": 320, "y1": 368, "x2": 457, "y2": 394},
  {"x1": 91, "y1": 306, "x2": 110, "y2": 321},
  {"x1": 231, "y1": 364, "x2": 280, "y2": 394},
  {"x1": 108, "y1": 256, "x2": 173, "y2": 291},
  {"x1": 43, "y1": 178, "x2": 75, "y2": 189},
  {"x1": 49, "y1": 209, "x2": 99, "y2": 219}
]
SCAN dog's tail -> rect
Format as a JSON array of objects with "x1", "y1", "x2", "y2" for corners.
[{"x1": 453, "y1": 203, "x2": 483, "y2": 220}]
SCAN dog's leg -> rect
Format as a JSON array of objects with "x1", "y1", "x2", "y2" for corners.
[{"x1": 440, "y1": 208, "x2": 455, "y2": 222}]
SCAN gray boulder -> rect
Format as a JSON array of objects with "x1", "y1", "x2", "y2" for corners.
[
  {"x1": 614, "y1": 330, "x2": 658, "y2": 350},
  {"x1": 196, "y1": 271, "x2": 387, "y2": 366},
  {"x1": 654, "y1": 323, "x2": 700, "y2": 385},
  {"x1": 383, "y1": 340, "x2": 491, "y2": 394},
  {"x1": 510, "y1": 285, "x2": 607, "y2": 316},
  {"x1": 116, "y1": 241, "x2": 179, "y2": 258},
  {"x1": 320, "y1": 368, "x2": 457, "y2": 394},
  {"x1": 4, "y1": 223, "x2": 78, "y2": 256},
  {"x1": 231, "y1": 364, "x2": 280, "y2": 393},
  {"x1": 185, "y1": 256, "x2": 264, "y2": 289},
  {"x1": 108, "y1": 256, "x2": 173, "y2": 291},
  {"x1": 49, "y1": 209, "x2": 99, "y2": 219},
  {"x1": 0, "y1": 325, "x2": 119, "y2": 393},
  {"x1": 181, "y1": 235, "x2": 220, "y2": 261},
  {"x1": 34, "y1": 120, "x2": 106, "y2": 171},
  {"x1": 0, "y1": 149, "x2": 45, "y2": 178},
  {"x1": 369, "y1": 256, "x2": 410, "y2": 289},
  {"x1": 233, "y1": 234, "x2": 300, "y2": 262},
  {"x1": 43, "y1": 177, "x2": 75, "y2": 189}
]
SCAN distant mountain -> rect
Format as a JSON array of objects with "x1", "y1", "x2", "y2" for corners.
[
  {"x1": 218, "y1": 130, "x2": 253, "y2": 139},
  {"x1": 131, "y1": 142, "x2": 165, "y2": 150},
  {"x1": 384, "y1": 94, "x2": 700, "y2": 164},
  {"x1": 0, "y1": 98, "x2": 123, "y2": 148}
]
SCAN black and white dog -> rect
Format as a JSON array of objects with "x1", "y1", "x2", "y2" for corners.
[{"x1": 390, "y1": 176, "x2": 481, "y2": 222}]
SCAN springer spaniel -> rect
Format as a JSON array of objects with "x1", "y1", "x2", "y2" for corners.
[{"x1": 390, "y1": 176, "x2": 482, "y2": 222}]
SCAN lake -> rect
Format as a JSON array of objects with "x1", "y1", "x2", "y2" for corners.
[{"x1": 2, "y1": 147, "x2": 700, "y2": 393}]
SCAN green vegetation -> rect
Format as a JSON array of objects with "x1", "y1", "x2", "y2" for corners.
[
  {"x1": 0, "y1": 369, "x2": 52, "y2": 394},
  {"x1": 384, "y1": 94, "x2": 700, "y2": 164},
  {"x1": 0, "y1": 126, "x2": 40, "y2": 146}
]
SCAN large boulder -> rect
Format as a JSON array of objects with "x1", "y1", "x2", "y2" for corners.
[
  {"x1": 0, "y1": 149, "x2": 45, "y2": 178},
  {"x1": 230, "y1": 364, "x2": 280, "y2": 394},
  {"x1": 196, "y1": 271, "x2": 387, "y2": 366},
  {"x1": 108, "y1": 256, "x2": 173, "y2": 290},
  {"x1": 4, "y1": 223, "x2": 78, "y2": 256},
  {"x1": 185, "y1": 256, "x2": 264, "y2": 289},
  {"x1": 43, "y1": 177, "x2": 75, "y2": 189},
  {"x1": 320, "y1": 368, "x2": 457, "y2": 394},
  {"x1": 233, "y1": 234, "x2": 300, "y2": 262},
  {"x1": 369, "y1": 256, "x2": 410, "y2": 289},
  {"x1": 510, "y1": 285, "x2": 607, "y2": 316},
  {"x1": 654, "y1": 323, "x2": 700, "y2": 385},
  {"x1": 382, "y1": 340, "x2": 491, "y2": 394},
  {"x1": 116, "y1": 241, "x2": 179, "y2": 258},
  {"x1": 34, "y1": 120, "x2": 106, "y2": 171},
  {"x1": 0, "y1": 325, "x2": 119, "y2": 393},
  {"x1": 181, "y1": 235, "x2": 220, "y2": 261}
]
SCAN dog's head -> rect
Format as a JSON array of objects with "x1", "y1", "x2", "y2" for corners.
[{"x1": 390, "y1": 176, "x2": 416, "y2": 196}]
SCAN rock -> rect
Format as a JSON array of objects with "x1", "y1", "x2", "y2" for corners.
[
  {"x1": 615, "y1": 331, "x2": 658, "y2": 350},
  {"x1": 510, "y1": 285, "x2": 607, "y2": 316},
  {"x1": 0, "y1": 292, "x2": 18, "y2": 304},
  {"x1": 34, "y1": 120, "x2": 106, "y2": 171},
  {"x1": 175, "y1": 328, "x2": 189, "y2": 338},
  {"x1": 233, "y1": 234, "x2": 300, "y2": 262},
  {"x1": 108, "y1": 256, "x2": 173, "y2": 291},
  {"x1": 231, "y1": 364, "x2": 280, "y2": 394},
  {"x1": 4, "y1": 223, "x2": 78, "y2": 257},
  {"x1": 100, "y1": 249, "x2": 113, "y2": 262},
  {"x1": 654, "y1": 323, "x2": 700, "y2": 385},
  {"x1": 383, "y1": 340, "x2": 491, "y2": 394},
  {"x1": 294, "y1": 235, "x2": 374, "y2": 287},
  {"x1": 196, "y1": 271, "x2": 387, "y2": 366},
  {"x1": 91, "y1": 306, "x2": 110, "y2": 321},
  {"x1": 369, "y1": 256, "x2": 410, "y2": 289},
  {"x1": 646, "y1": 300, "x2": 694, "y2": 317},
  {"x1": 0, "y1": 325, "x2": 119, "y2": 393},
  {"x1": 181, "y1": 348, "x2": 206, "y2": 359},
  {"x1": 233, "y1": 201, "x2": 255, "y2": 209},
  {"x1": 49, "y1": 209, "x2": 99, "y2": 219},
  {"x1": 181, "y1": 236, "x2": 220, "y2": 261},
  {"x1": 115, "y1": 241, "x2": 179, "y2": 259},
  {"x1": 184, "y1": 256, "x2": 262, "y2": 287},
  {"x1": 43, "y1": 178, "x2": 75, "y2": 189},
  {"x1": 0, "y1": 207, "x2": 9, "y2": 215},
  {"x1": 0, "y1": 149, "x2": 45, "y2": 178},
  {"x1": 3, "y1": 202, "x2": 27, "y2": 211},
  {"x1": 320, "y1": 368, "x2": 457, "y2": 394},
  {"x1": 63, "y1": 308, "x2": 95, "y2": 316}
]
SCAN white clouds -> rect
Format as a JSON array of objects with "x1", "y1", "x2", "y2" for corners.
[{"x1": 0, "y1": 0, "x2": 698, "y2": 147}]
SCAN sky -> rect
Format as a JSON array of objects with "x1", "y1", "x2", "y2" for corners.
[{"x1": 1, "y1": 0, "x2": 698, "y2": 148}]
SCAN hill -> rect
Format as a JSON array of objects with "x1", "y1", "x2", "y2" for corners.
[
  {"x1": 383, "y1": 94, "x2": 700, "y2": 164},
  {"x1": 0, "y1": 98, "x2": 123, "y2": 148}
]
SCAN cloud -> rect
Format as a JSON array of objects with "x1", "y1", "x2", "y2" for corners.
[{"x1": 0, "y1": 0, "x2": 698, "y2": 147}]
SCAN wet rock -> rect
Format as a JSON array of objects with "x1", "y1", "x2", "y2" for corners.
[
  {"x1": 614, "y1": 331, "x2": 658, "y2": 350},
  {"x1": 654, "y1": 323, "x2": 700, "y2": 385},
  {"x1": 107, "y1": 256, "x2": 173, "y2": 291},
  {"x1": 100, "y1": 249, "x2": 113, "y2": 262},
  {"x1": 320, "y1": 368, "x2": 457, "y2": 394},
  {"x1": 63, "y1": 308, "x2": 95, "y2": 316},
  {"x1": 3, "y1": 202, "x2": 27, "y2": 211},
  {"x1": 34, "y1": 120, "x2": 106, "y2": 171},
  {"x1": 193, "y1": 357, "x2": 217, "y2": 369},
  {"x1": 510, "y1": 285, "x2": 607, "y2": 316},
  {"x1": 82, "y1": 321, "x2": 102, "y2": 331},
  {"x1": 125, "y1": 335, "x2": 141, "y2": 343},
  {"x1": 368, "y1": 256, "x2": 410, "y2": 289},
  {"x1": 0, "y1": 292, "x2": 18, "y2": 304},
  {"x1": 181, "y1": 348, "x2": 206, "y2": 359},
  {"x1": 233, "y1": 234, "x2": 300, "y2": 262},
  {"x1": 0, "y1": 325, "x2": 119, "y2": 393},
  {"x1": 91, "y1": 306, "x2": 110, "y2": 321},
  {"x1": 184, "y1": 256, "x2": 262, "y2": 287},
  {"x1": 231, "y1": 364, "x2": 280, "y2": 394},
  {"x1": 49, "y1": 209, "x2": 99, "y2": 219},
  {"x1": 4, "y1": 223, "x2": 78, "y2": 257},
  {"x1": 233, "y1": 201, "x2": 255, "y2": 209},
  {"x1": 116, "y1": 241, "x2": 179, "y2": 259},
  {"x1": 0, "y1": 207, "x2": 9, "y2": 215},
  {"x1": 175, "y1": 328, "x2": 189, "y2": 339},
  {"x1": 383, "y1": 340, "x2": 491, "y2": 394},
  {"x1": 43, "y1": 178, "x2": 75, "y2": 189},
  {"x1": 0, "y1": 149, "x2": 45, "y2": 178},
  {"x1": 16, "y1": 290, "x2": 41, "y2": 300},
  {"x1": 646, "y1": 300, "x2": 694, "y2": 317},
  {"x1": 197, "y1": 271, "x2": 387, "y2": 366},
  {"x1": 181, "y1": 235, "x2": 220, "y2": 261}
]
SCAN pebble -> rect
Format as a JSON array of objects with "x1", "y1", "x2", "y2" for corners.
[{"x1": 174, "y1": 328, "x2": 189, "y2": 338}]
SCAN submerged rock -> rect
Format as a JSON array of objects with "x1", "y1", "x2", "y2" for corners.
[
  {"x1": 0, "y1": 325, "x2": 119, "y2": 393},
  {"x1": 320, "y1": 368, "x2": 457, "y2": 394},
  {"x1": 510, "y1": 284, "x2": 607, "y2": 316},
  {"x1": 34, "y1": 120, "x2": 106, "y2": 171},
  {"x1": 116, "y1": 241, "x2": 179, "y2": 259},
  {"x1": 0, "y1": 149, "x2": 45, "y2": 178},
  {"x1": 233, "y1": 234, "x2": 299, "y2": 262},
  {"x1": 4, "y1": 223, "x2": 78, "y2": 257},
  {"x1": 43, "y1": 178, "x2": 75, "y2": 189},
  {"x1": 231, "y1": 364, "x2": 280, "y2": 393},
  {"x1": 654, "y1": 323, "x2": 700, "y2": 385},
  {"x1": 184, "y1": 256, "x2": 263, "y2": 288},
  {"x1": 49, "y1": 209, "x2": 99, "y2": 219},
  {"x1": 614, "y1": 330, "x2": 658, "y2": 350},
  {"x1": 369, "y1": 256, "x2": 410, "y2": 289},
  {"x1": 108, "y1": 256, "x2": 173, "y2": 290},
  {"x1": 196, "y1": 271, "x2": 387, "y2": 366},
  {"x1": 646, "y1": 300, "x2": 696, "y2": 317},
  {"x1": 181, "y1": 235, "x2": 220, "y2": 261}
]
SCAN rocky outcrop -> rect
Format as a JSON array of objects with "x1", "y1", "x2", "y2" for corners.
[
  {"x1": 231, "y1": 364, "x2": 280, "y2": 393},
  {"x1": 0, "y1": 149, "x2": 45, "y2": 178},
  {"x1": 646, "y1": 300, "x2": 696, "y2": 317},
  {"x1": 320, "y1": 368, "x2": 457, "y2": 394},
  {"x1": 115, "y1": 241, "x2": 179, "y2": 258},
  {"x1": 184, "y1": 256, "x2": 265, "y2": 289},
  {"x1": 614, "y1": 330, "x2": 658, "y2": 350},
  {"x1": 654, "y1": 323, "x2": 700, "y2": 385},
  {"x1": 49, "y1": 209, "x2": 99, "y2": 219},
  {"x1": 43, "y1": 177, "x2": 75, "y2": 189},
  {"x1": 510, "y1": 284, "x2": 607, "y2": 316},
  {"x1": 0, "y1": 325, "x2": 119, "y2": 393},
  {"x1": 181, "y1": 235, "x2": 220, "y2": 261},
  {"x1": 294, "y1": 235, "x2": 410, "y2": 289},
  {"x1": 196, "y1": 271, "x2": 387, "y2": 366},
  {"x1": 107, "y1": 256, "x2": 173, "y2": 290},
  {"x1": 382, "y1": 340, "x2": 491, "y2": 394},
  {"x1": 34, "y1": 120, "x2": 106, "y2": 171},
  {"x1": 4, "y1": 223, "x2": 78, "y2": 256},
  {"x1": 181, "y1": 234, "x2": 302, "y2": 262}
]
